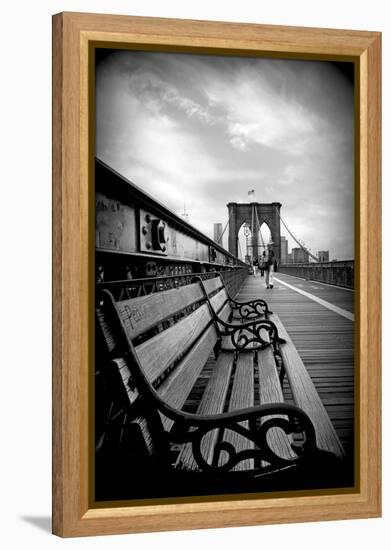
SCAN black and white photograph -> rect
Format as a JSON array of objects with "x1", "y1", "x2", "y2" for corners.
[{"x1": 94, "y1": 48, "x2": 355, "y2": 502}]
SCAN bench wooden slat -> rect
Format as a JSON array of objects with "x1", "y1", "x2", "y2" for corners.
[
  {"x1": 218, "y1": 301, "x2": 235, "y2": 350},
  {"x1": 158, "y1": 325, "x2": 218, "y2": 431},
  {"x1": 209, "y1": 288, "x2": 228, "y2": 316},
  {"x1": 257, "y1": 348, "x2": 295, "y2": 461},
  {"x1": 176, "y1": 352, "x2": 234, "y2": 471},
  {"x1": 135, "y1": 304, "x2": 212, "y2": 384},
  {"x1": 109, "y1": 358, "x2": 165, "y2": 458},
  {"x1": 219, "y1": 352, "x2": 254, "y2": 471},
  {"x1": 112, "y1": 357, "x2": 140, "y2": 404},
  {"x1": 203, "y1": 277, "x2": 224, "y2": 295},
  {"x1": 116, "y1": 282, "x2": 204, "y2": 339},
  {"x1": 96, "y1": 306, "x2": 117, "y2": 353},
  {"x1": 269, "y1": 313, "x2": 345, "y2": 459},
  {"x1": 218, "y1": 300, "x2": 231, "y2": 323}
]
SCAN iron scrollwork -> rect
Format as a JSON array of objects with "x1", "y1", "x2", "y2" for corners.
[
  {"x1": 216, "y1": 272, "x2": 271, "y2": 319},
  {"x1": 171, "y1": 403, "x2": 320, "y2": 475},
  {"x1": 229, "y1": 297, "x2": 270, "y2": 320},
  {"x1": 218, "y1": 316, "x2": 284, "y2": 352}
]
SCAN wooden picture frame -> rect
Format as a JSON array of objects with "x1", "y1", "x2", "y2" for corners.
[{"x1": 52, "y1": 12, "x2": 381, "y2": 537}]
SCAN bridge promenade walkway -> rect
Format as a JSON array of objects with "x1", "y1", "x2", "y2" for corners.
[{"x1": 235, "y1": 272, "x2": 355, "y2": 460}]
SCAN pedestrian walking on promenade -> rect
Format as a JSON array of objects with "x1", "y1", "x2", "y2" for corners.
[
  {"x1": 260, "y1": 251, "x2": 266, "y2": 277},
  {"x1": 265, "y1": 246, "x2": 275, "y2": 289}
]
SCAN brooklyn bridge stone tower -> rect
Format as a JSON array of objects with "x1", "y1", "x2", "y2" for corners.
[{"x1": 227, "y1": 202, "x2": 282, "y2": 262}]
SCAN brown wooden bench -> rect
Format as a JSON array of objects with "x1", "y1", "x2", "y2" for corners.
[{"x1": 96, "y1": 274, "x2": 345, "y2": 495}]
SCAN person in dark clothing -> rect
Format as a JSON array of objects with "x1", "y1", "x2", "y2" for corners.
[
  {"x1": 260, "y1": 251, "x2": 266, "y2": 277},
  {"x1": 265, "y1": 247, "x2": 275, "y2": 289},
  {"x1": 252, "y1": 257, "x2": 258, "y2": 277}
]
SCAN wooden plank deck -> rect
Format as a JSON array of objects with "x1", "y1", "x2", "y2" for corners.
[{"x1": 236, "y1": 272, "x2": 355, "y2": 459}]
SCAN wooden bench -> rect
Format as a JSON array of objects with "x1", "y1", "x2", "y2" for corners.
[
  {"x1": 96, "y1": 274, "x2": 345, "y2": 494},
  {"x1": 208, "y1": 273, "x2": 271, "y2": 322}
]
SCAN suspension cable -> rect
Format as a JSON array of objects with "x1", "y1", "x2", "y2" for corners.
[
  {"x1": 254, "y1": 206, "x2": 265, "y2": 250},
  {"x1": 216, "y1": 202, "x2": 318, "y2": 262},
  {"x1": 274, "y1": 206, "x2": 319, "y2": 262},
  {"x1": 215, "y1": 208, "x2": 233, "y2": 245}
]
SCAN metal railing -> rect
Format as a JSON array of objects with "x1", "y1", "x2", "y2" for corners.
[
  {"x1": 219, "y1": 268, "x2": 248, "y2": 297},
  {"x1": 97, "y1": 267, "x2": 249, "y2": 301},
  {"x1": 278, "y1": 261, "x2": 354, "y2": 289}
]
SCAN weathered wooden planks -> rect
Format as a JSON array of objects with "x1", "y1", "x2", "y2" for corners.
[
  {"x1": 135, "y1": 304, "x2": 212, "y2": 383},
  {"x1": 219, "y1": 352, "x2": 254, "y2": 471},
  {"x1": 235, "y1": 274, "x2": 354, "y2": 457},
  {"x1": 257, "y1": 348, "x2": 295, "y2": 460},
  {"x1": 116, "y1": 282, "x2": 204, "y2": 339},
  {"x1": 203, "y1": 277, "x2": 224, "y2": 295},
  {"x1": 176, "y1": 352, "x2": 234, "y2": 471},
  {"x1": 209, "y1": 288, "x2": 228, "y2": 316},
  {"x1": 158, "y1": 326, "x2": 218, "y2": 431},
  {"x1": 270, "y1": 313, "x2": 345, "y2": 458}
]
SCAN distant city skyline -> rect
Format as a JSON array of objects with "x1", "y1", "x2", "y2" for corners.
[
  {"x1": 96, "y1": 50, "x2": 354, "y2": 260},
  {"x1": 222, "y1": 222, "x2": 339, "y2": 263}
]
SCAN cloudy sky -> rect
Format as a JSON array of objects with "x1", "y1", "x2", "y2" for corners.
[{"x1": 96, "y1": 50, "x2": 354, "y2": 260}]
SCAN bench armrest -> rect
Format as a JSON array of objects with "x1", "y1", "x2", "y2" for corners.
[
  {"x1": 168, "y1": 402, "x2": 326, "y2": 474},
  {"x1": 228, "y1": 296, "x2": 271, "y2": 319},
  {"x1": 216, "y1": 316, "x2": 285, "y2": 352},
  {"x1": 216, "y1": 273, "x2": 271, "y2": 318}
]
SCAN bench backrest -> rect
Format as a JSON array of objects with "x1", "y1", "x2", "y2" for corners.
[
  {"x1": 96, "y1": 273, "x2": 235, "y2": 467},
  {"x1": 202, "y1": 276, "x2": 232, "y2": 322},
  {"x1": 96, "y1": 276, "x2": 230, "y2": 406}
]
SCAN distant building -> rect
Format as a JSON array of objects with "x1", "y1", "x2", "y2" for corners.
[
  {"x1": 213, "y1": 223, "x2": 223, "y2": 244},
  {"x1": 280, "y1": 236, "x2": 288, "y2": 264},
  {"x1": 318, "y1": 250, "x2": 330, "y2": 262},
  {"x1": 292, "y1": 247, "x2": 309, "y2": 263},
  {"x1": 287, "y1": 252, "x2": 293, "y2": 264}
]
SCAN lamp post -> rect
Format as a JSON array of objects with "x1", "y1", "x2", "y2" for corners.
[{"x1": 243, "y1": 223, "x2": 251, "y2": 264}]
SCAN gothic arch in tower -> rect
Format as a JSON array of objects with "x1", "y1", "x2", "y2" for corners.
[{"x1": 227, "y1": 202, "x2": 282, "y2": 262}]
